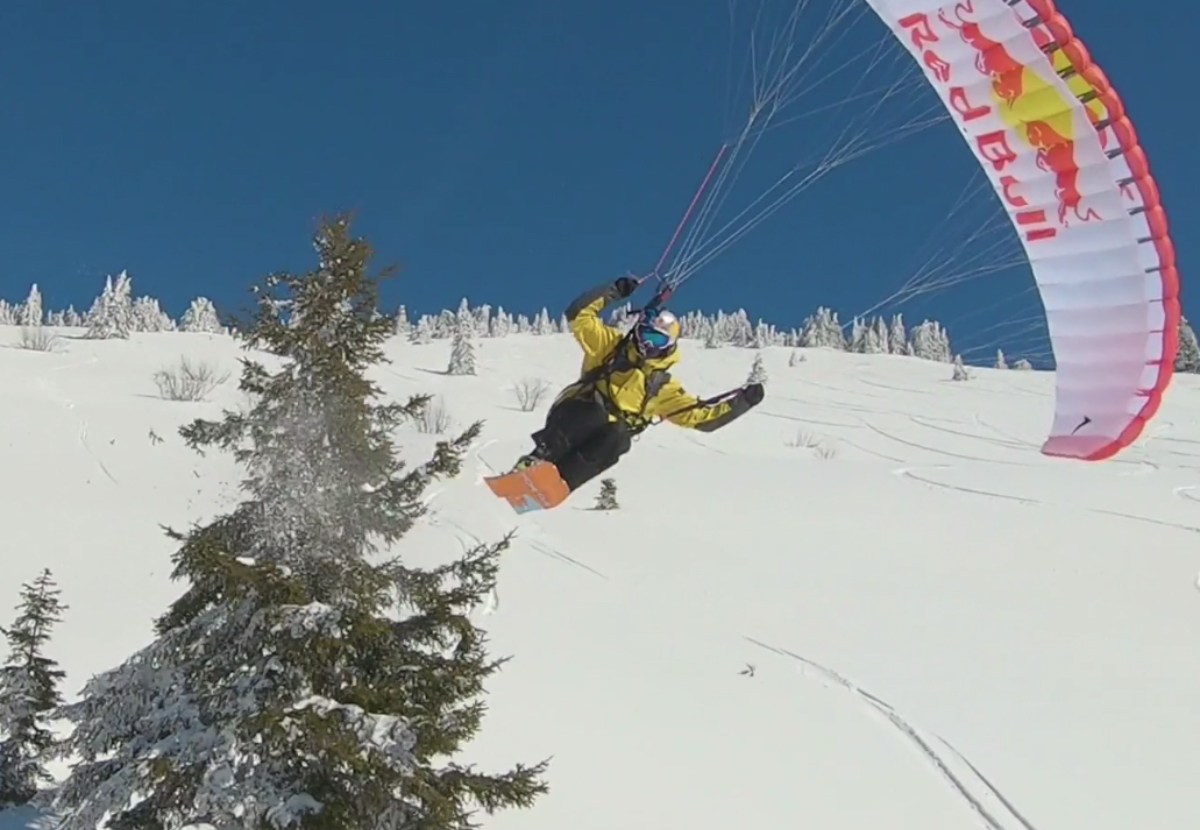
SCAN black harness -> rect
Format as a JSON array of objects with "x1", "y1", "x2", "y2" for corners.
[
  {"x1": 565, "y1": 293, "x2": 745, "y2": 436},
  {"x1": 572, "y1": 334, "x2": 672, "y2": 437}
]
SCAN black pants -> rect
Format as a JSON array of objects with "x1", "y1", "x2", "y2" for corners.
[{"x1": 531, "y1": 397, "x2": 632, "y2": 491}]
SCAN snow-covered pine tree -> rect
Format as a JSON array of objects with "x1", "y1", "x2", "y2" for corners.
[
  {"x1": 888, "y1": 314, "x2": 908, "y2": 355},
  {"x1": 1176, "y1": 317, "x2": 1200, "y2": 373},
  {"x1": 394, "y1": 304, "x2": 411, "y2": 338},
  {"x1": 180, "y1": 297, "x2": 224, "y2": 333},
  {"x1": 48, "y1": 215, "x2": 547, "y2": 830},
  {"x1": 409, "y1": 315, "x2": 435, "y2": 343},
  {"x1": 455, "y1": 297, "x2": 475, "y2": 336},
  {"x1": 1013, "y1": 358, "x2": 1033, "y2": 370},
  {"x1": 910, "y1": 320, "x2": 952, "y2": 362},
  {"x1": 132, "y1": 296, "x2": 176, "y2": 332},
  {"x1": 995, "y1": 349, "x2": 1008, "y2": 369},
  {"x1": 18, "y1": 285, "x2": 42, "y2": 328},
  {"x1": 951, "y1": 354, "x2": 969, "y2": 381},
  {"x1": 0, "y1": 569, "x2": 66, "y2": 808},
  {"x1": 84, "y1": 272, "x2": 134, "y2": 339},
  {"x1": 748, "y1": 353, "x2": 767, "y2": 384},
  {"x1": 867, "y1": 317, "x2": 889, "y2": 354},
  {"x1": 594, "y1": 478, "x2": 619, "y2": 510},
  {"x1": 447, "y1": 320, "x2": 477, "y2": 375}
]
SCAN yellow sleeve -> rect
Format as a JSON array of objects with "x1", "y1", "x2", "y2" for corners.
[
  {"x1": 564, "y1": 282, "x2": 625, "y2": 361},
  {"x1": 648, "y1": 377, "x2": 754, "y2": 432}
]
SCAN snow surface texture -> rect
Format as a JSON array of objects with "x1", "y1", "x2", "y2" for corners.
[{"x1": 1, "y1": 326, "x2": 1199, "y2": 829}]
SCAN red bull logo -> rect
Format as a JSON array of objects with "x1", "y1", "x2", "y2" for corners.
[{"x1": 897, "y1": 1, "x2": 1107, "y2": 240}]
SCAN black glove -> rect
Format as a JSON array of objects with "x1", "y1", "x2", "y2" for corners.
[
  {"x1": 613, "y1": 276, "x2": 638, "y2": 299},
  {"x1": 740, "y1": 382, "x2": 764, "y2": 407}
]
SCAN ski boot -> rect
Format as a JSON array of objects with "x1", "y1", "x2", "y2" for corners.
[{"x1": 511, "y1": 443, "x2": 550, "y2": 473}]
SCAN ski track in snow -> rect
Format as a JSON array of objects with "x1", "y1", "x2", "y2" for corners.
[
  {"x1": 745, "y1": 637, "x2": 1044, "y2": 830},
  {"x1": 36, "y1": 355, "x2": 119, "y2": 485},
  {"x1": 864, "y1": 420, "x2": 1031, "y2": 467},
  {"x1": 1173, "y1": 485, "x2": 1200, "y2": 505},
  {"x1": 470, "y1": 440, "x2": 609, "y2": 581},
  {"x1": 909, "y1": 416, "x2": 1031, "y2": 452},
  {"x1": 856, "y1": 376, "x2": 935, "y2": 396},
  {"x1": 893, "y1": 467, "x2": 1040, "y2": 505}
]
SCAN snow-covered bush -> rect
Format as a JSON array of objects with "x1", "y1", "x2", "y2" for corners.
[
  {"x1": 514, "y1": 378, "x2": 551, "y2": 412},
  {"x1": 16, "y1": 327, "x2": 58, "y2": 352},
  {"x1": 415, "y1": 396, "x2": 453, "y2": 435},
  {"x1": 153, "y1": 357, "x2": 229, "y2": 401}
]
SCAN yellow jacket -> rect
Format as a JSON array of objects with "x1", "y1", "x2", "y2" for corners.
[{"x1": 556, "y1": 282, "x2": 754, "y2": 433}]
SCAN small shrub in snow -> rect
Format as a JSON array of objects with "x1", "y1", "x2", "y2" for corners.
[
  {"x1": 951, "y1": 354, "x2": 970, "y2": 381},
  {"x1": 153, "y1": 357, "x2": 229, "y2": 402},
  {"x1": 0, "y1": 569, "x2": 66, "y2": 808},
  {"x1": 16, "y1": 327, "x2": 58, "y2": 352},
  {"x1": 785, "y1": 430, "x2": 835, "y2": 459},
  {"x1": 814, "y1": 442, "x2": 838, "y2": 460},
  {"x1": 788, "y1": 350, "x2": 805, "y2": 366},
  {"x1": 416, "y1": 396, "x2": 454, "y2": 434},
  {"x1": 594, "y1": 478, "x2": 619, "y2": 510},
  {"x1": 1013, "y1": 358, "x2": 1033, "y2": 371},
  {"x1": 514, "y1": 378, "x2": 550, "y2": 412}
]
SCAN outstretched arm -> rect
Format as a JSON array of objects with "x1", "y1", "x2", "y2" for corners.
[
  {"x1": 650, "y1": 378, "x2": 763, "y2": 432},
  {"x1": 564, "y1": 279, "x2": 635, "y2": 360}
]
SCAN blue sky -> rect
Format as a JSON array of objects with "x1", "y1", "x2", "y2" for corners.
[{"x1": 0, "y1": 0, "x2": 1192, "y2": 364}]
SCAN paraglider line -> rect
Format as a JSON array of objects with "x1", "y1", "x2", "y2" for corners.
[{"x1": 639, "y1": 143, "x2": 730, "y2": 286}]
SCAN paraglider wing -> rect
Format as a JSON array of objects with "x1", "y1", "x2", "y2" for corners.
[{"x1": 865, "y1": 0, "x2": 1179, "y2": 460}]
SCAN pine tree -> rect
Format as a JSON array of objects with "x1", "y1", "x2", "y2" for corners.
[
  {"x1": 18, "y1": 285, "x2": 42, "y2": 328},
  {"x1": 447, "y1": 322, "x2": 477, "y2": 375},
  {"x1": 747, "y1": 353, "x2": 767, "y2": 384},
  {"x1": 0, "y1": 569, "x2": 66, "y2": 808},
  {"x1": 49, "y1": 215, "x2": 547, "y2": 830},
  {"x1": 995, "y1": 349, "x2": 1008, "y2": 369},
  {"x1": 1013, "y1": 358, "x2": 1033, "y2": 370},
  {"x1": 84, "y1": 273, "x2": 134, "y2": 339},
  {"x1": 888, "y1": 314, "x2": 908, "y2": 355},
  {"x1": 180, "y1": 297, "x2": 224, "y2": 333},
  {"x1": 594, "y1": 478, "x2": 619, "y2": 510},
  {"x1": 1176, "y1": 317, "x2": 1200, "y2": 373},
  {"x1": 951, "y1": 354, "x2": 969, "y2": 381}
]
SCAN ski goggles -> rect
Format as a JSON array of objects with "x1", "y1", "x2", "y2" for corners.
[{"x1": 635, "y1": 323, "x2": 672, "y2": 351}]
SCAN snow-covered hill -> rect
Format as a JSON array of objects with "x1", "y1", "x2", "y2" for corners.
[{"x1": 2, "y1": 326, "x2": 1198, "y2": 829}]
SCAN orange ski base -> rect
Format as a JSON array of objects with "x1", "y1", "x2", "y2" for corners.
[{"x1": 485, "y1": 461, "x2": 571, "y2": 513}]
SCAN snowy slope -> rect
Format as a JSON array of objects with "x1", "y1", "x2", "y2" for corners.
[{"x1": 1, "y1": 326, "x2": 1198, "y2": 830}]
